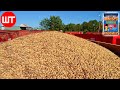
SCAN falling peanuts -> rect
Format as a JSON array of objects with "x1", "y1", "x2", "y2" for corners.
[{"x1": 0, "y1": 31, "x2": 120, "y2": 79}]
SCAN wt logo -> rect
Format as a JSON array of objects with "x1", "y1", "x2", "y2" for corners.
[{"x1": 0, "y1": 11, "x2": 16, "y2": 27}]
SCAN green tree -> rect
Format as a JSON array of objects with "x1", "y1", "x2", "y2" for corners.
[
  {"x1": 88, "y1": 20, "x2": 99, "y2": 32},
  {"x1": 99, "y1": 21, "x2": 103, "y2": 32},
  {"x1": 39, "y1": 16, "x2": 63, "y2": 31},
  {"x1": 74, "y1": 24, "x2": 81, "y2": 31},
  {"x1": 40, "y1": 16, "x2": 102, "y2": 33},
  {"x1": 81, "y1": 20, "x2": 99, "y2": 33},
  {"x1": 49, "y1": 16, "x2": 63, "y2": 30},
  {"x1": 39, "y1": 18, "x2": 50, "y2": 30},
  {"x1": 62, "y1": 23, "x2": 66, "y2": 32},
  {"x1": 64, "y1": 23, "x2": 76, "y2": 31},
  {"x1": 81, "y1": 21, "x2": 88, "y2": 32}
]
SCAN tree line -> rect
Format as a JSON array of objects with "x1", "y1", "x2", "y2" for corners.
[{"x1": 39, "y1": 15, "x2": 103, "y2": 33}]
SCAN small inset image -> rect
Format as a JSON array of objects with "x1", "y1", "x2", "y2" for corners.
[{"x1": 103, "y1": 12, "x2": 119, "y2": 36}]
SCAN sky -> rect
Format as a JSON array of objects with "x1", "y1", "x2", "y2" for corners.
[{"x1": 0, "y1": 11, "x2": 120, "y2": 28}]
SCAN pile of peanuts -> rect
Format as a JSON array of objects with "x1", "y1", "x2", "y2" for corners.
[{"x1": 0, "y1": 31, "x2": 120, "y2": 79}]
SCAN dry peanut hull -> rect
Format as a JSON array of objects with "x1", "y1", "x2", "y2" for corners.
[{"x1": 0, "y1": 31, "x2": 120, "y2": 79}]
